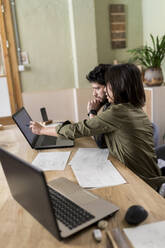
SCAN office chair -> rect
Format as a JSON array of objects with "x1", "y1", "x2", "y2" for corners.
[
  {"x1": 155, "y1": 145, "x2": 165, "y2": 161},
  {"x1": 152, "y1": 122, "x2": 159, "y2": 148},
  {"x1": 152, "y1": 123, "x2": 165, "y2": 176},
  {"x1": 155, "y1": 145, "x2": 165, "y2": 176}
]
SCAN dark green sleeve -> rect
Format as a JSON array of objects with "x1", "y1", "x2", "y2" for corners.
[{"x1": 55, "y1": 111, "x2": 119, "y2": 140}]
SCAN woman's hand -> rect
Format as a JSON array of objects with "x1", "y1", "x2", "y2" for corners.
[
  {"x1": 29, "y1": 121, "x2": 44, "y2": 135},
  {"x1": 29, "y1": 121, "x2": 58, "y2": 136}
]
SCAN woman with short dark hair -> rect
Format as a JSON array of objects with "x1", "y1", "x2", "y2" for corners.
[{"x1": 30, "y1": 63, "x2": 165, "y2": 192}]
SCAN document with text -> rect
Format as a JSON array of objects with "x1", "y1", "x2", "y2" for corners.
[
  {"x1": 124, "y1": 220, "x2": 165, "y2": 248},
  {"x1": 32, "y1": 151, "x2": 71, "y2": 171},
  {"x1": 69, "y1": 148, "x2": 126, "y2": 188},
  {"x1": 69, "y1": 148, "x2": 109, "y2": 165}
]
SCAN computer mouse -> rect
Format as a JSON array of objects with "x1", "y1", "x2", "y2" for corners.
[{"x1": 125, "y1": 205, "x2": 148, "y2": 225}]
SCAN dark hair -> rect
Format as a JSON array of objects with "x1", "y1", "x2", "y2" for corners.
[
  {"x1": 105, "y1": 63, "x2": 146, "y2": 107},
  {"x1": 86, "y1": 64, "x2": 111, "y2": 85}
]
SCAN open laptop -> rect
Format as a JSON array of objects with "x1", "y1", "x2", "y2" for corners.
[
  {"x1": 12, "y1": 107, "x2": 74, "y2": 149},
  {"x1": 0, "y1": 148, "x2": 119, "y2": 240}
]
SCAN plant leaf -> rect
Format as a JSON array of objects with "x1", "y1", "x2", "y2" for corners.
[{"x1": 127, "y1": 34, "x2": 165, "y2": 67}]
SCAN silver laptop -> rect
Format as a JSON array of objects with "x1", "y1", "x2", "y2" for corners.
[
  {"x1": 0, "y1": 148, "x2": 119, "y2": 240},
  {"x1": 12, "y1": 107, "x2": 74, "y2": 149}
]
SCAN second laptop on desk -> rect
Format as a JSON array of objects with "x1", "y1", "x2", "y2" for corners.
[
  {"x1": 0, "y1": 148, "x2": 119, "y2": 240},
  {"x1": 12, "y1": 107, "x2": 74, "y2": 149}
]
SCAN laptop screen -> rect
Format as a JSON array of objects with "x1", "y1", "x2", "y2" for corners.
[
  {"x1": 0, "y1": 147, "x2": 60, "y2": 239},
  {"x1": 12, "y1": 107, "x2": 37, "y2": 145}
]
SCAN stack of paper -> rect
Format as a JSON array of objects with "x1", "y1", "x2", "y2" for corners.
[
  {"x1": 124, "y1": 220, "x2": 165, "y2": 248},
  {"x1": 32, "y1": 151, "x2": 71, "y2": 171},
  {"x1": 69, "y1": 148, "x2": 126, "y2": 188}
]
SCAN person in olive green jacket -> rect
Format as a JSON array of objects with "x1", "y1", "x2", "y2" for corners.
[{"x1": 30, "y1": 63, "x2": 165, "y2": 193}]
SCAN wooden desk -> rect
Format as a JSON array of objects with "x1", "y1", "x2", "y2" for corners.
[{"x1": 0, "y1": 125, "x2": 165, "y2": 248}]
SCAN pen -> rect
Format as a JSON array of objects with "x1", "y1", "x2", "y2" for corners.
[
  {"x1": 106, "y1": 230, "x2": 118, "y2": 248},
  {"x1": 111, "y1": 227, "x2": 132, "y2": 248}
]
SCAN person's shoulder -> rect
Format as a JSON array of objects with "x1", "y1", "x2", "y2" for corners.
[
  {"x1": 111, "y1": 103, "x2": 139, "y2": 111},
  {"x1": 109, "y1": 103, "x2": 128, "y2": 112},
  {"x1": 104, "y1": 103, "x2": 136, "y2": 118},
  {"x1": 100, "y1": 103, "x2": 134, "y2": 115}
]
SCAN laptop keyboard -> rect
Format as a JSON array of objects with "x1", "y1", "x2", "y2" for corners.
[
  {"x1": 37, "y1": 135, "x2": 57, "y2": 146},
  {"x1": 48, "y1": 187, "x2": 95, "y2": 229}
]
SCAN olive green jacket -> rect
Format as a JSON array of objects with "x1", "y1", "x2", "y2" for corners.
[{"x1": 56, "y1": 103, "x2": 165, "y2": 191}]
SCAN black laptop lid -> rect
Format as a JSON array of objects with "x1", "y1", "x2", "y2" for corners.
[
  {"x1": 0, "y1": 148, "x2": 60, "y2": 239},
  {"x1": 12, "y1": 107, "x2": 38, "y2": 147}
]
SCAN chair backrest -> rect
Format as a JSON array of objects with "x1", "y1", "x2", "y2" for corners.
[
  {"x1": 155, "y1": 145, "x2": 165, "y2": 160},
  {"x1": 152, "y1": 122, "x2": 159, "y2": 147}
]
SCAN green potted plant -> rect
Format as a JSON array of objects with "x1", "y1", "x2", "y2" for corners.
[{"x1": 128, "y1": 34, "x2": 165, "y2": 86}]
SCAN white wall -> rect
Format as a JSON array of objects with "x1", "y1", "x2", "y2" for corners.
[
  {"x1": 22, "y1": 88, "x2": 92, "y2": 122},
  {"x1": 0, "y1": 77, "x2": 11, "y2": 117},
  {"x1": 16, "y1": 0, "x2": 98, "y2": 92},
  {"x1": 142, "y1": 0, "x2": 165, "y2": 76},
  {"x1": 142, "y1": 0, "x2": 165, "y2": 42}
]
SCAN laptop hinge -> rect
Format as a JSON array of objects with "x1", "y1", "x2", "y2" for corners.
[{"x1": 31, "y1": 135, "x2": 39, "y2": 147}]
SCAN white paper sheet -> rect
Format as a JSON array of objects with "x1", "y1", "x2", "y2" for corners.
[
  {"x1": 70, "y1": 148, "x2": 126, "y2": 188},
  {"x1": 69, "y1": 148, "x2": 109, "y2": 165},
  {"x1": 124, "y1": 221, "x2": 165, "y2": 248},
  {"x1": 32, "y1": 151, "x2": 70, "y2": 171}
]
